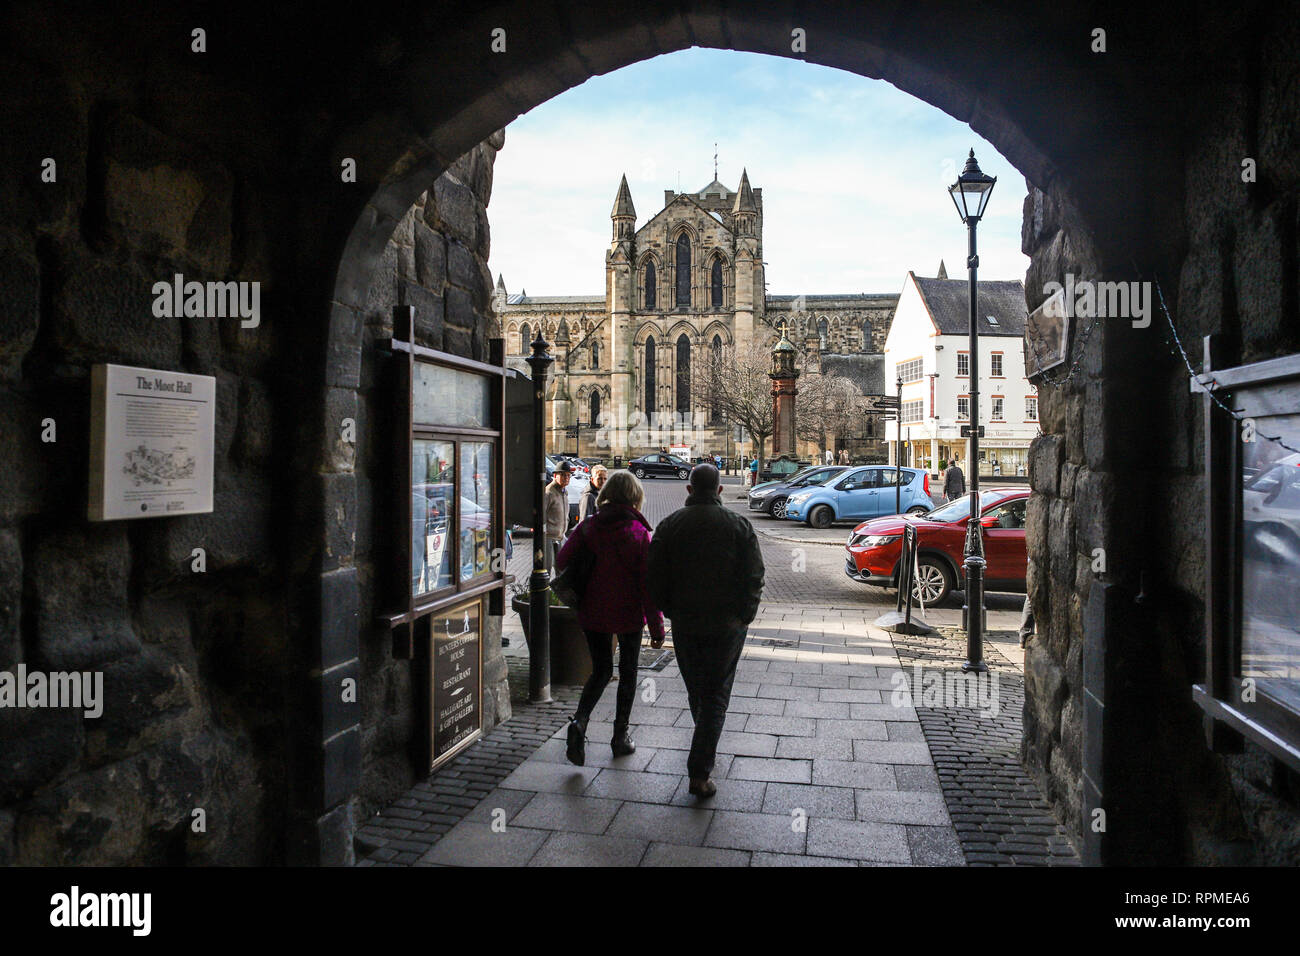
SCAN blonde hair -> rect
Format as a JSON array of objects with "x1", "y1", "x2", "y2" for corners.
[
  {"x1": 596, "y1": 470, "x2": 644, "y2": 511},
  {"x1": 591, "y1": 464, "x2": 608, "y2": 482}
]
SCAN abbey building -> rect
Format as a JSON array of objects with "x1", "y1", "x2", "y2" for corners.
[{"x1": 496, "y1": 171, "x2": 898, "y2": 459}]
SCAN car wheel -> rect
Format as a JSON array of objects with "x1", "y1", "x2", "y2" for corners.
[
  {"x1": 906, "y1": 505, "x2": 930, "y2": 515},
  {"x1": 677, "y1": 468, "x2": 689, "y2": 479},
  {"x1": 910, "y1": 556, "x2": 954, "y2": 605},
  {"x1": 633, "y1": 467, "x2": 646, "y2": 479},
  {"x1": 769, "y1": 497, "x2": 789, "y2": 519},
  {"x1": 808, "y1": 505, "x2": 833, "y2": 529}
]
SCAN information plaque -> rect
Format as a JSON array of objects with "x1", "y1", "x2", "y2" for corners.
[
  {"x1": 428, "y1": 596, "x2": 483, "y2": 770},
  {"x1": 88, "y1": 363, "x2": 217, "y2": 521}
]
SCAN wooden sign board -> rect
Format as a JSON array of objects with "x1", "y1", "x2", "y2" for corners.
[{"x1": 88, "y1": 363, "x2": 216, "y2": 521}]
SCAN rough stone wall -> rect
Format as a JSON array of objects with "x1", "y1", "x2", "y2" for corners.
[
  {"x1": 0, "y1": 57, "x2": 290, "y2": 863},
  {"x1": 352, "y1": 135, "x2": 512, "y2": 822},
  {"x1": 1020, "y1": 0, "x2": 1300, "y2": 863}
]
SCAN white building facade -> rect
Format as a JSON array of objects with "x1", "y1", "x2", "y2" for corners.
[{"x1": 883, "y1": 271, "x2": 1039, "y2": 477}]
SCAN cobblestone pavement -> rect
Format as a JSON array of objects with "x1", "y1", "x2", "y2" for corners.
[
  {"x1": 361, "y1": 472, "x2": 1073, "y2": 866},
  {"x1": 890, "y1": 628, "x2": 1080, "y2": 865}
]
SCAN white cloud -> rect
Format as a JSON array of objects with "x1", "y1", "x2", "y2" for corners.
[{"x1": 488, "y1": 50, "x2": 1029, "y2": 297}]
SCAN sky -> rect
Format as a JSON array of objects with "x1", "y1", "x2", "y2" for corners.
[{"x1": 488, "y1": 49, "x2": 1030, "y2": 299}]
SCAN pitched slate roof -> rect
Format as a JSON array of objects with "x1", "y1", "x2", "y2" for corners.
[
  {"x1": 912, "y1": 275, "x2": 1026, "y2": 337},
  {"x1": 820, "y1": 353, "x2": 886, "y2": 396}
]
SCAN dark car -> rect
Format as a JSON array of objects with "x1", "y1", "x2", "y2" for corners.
[
  {"x1": 747, "y1": 465, "x2": 849, "y2": 519},
  {"x1": 844, "y1": 488, "x2": 1029, "y2": 605},
  {"x1": 627, "y1": 453, "x2": 691, "y2": 479}
]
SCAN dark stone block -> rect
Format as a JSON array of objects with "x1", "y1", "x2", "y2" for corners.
[
  {"x1": 84, "y1": 646, "x2": 199, "y2": 765},
  {"x1": 235, "y1": 378, "x2": 273, "y2": 465},
  {"x1": 319, "y1": 658, "x2": 361, "y2": 741},
  {"x1": 432, "y1": 175, "x2": 476, "y2": 246},
  {"x1": 321, "y1": 472, "x2": 357, "y2": 569},
  {"x1": 321, "y1": 726, "x2": 362, "y2": 810},
  {"x1": 0, "y1": 706, "x2": 83, "y2": 803},
  {"x1": 0, "y1": 529, "x2": 20, "y2": 667},
  {"x1": 413, "y1": 223, "x2": 446, "y2": 290},
  {"x1": 32, "y1": 524, "x2": 139, "y2": 670},
  {"x1": 447, "y1": 239, "x2": 475, "y2": 289},
  {"x1": 0, "y1": 60, "x2": 86, "y2": 231},
  {"x1": 398, "y1": 281, "x2": 443, "y2": 350},
  {"x1": 319, "y1": 567, "x2": 359, "y2": 670},
  {"x1": 0, "y1": 390, "x2": 46, "y2": 521},
  {"x1": 0, "y1": 236, "x2": 39, "y2": 378},
  {"x1": 99, "y1": 111, "x2": 233, "y2": 274},
  {"x1": 445, "y1": 286, "x2": 475, "y2": 334},
  {"x1": 326, "y1": 303, "x2": 363, "y2": 390},
  {"x1": 365, "y1": 243, "x2": 402, "y2": 317},
  {"x1": 317, "y1": 800, "x2": 357, "y2": 866},
  {"x1": 323, "y1": 387, "x2": 358, "y2": 473},
  {"x1": 50, "y1": 244, "x2": 183, "y2": 368},
  {"x1": 444, "y1": 324, "x2": 472, "y2": 358}
]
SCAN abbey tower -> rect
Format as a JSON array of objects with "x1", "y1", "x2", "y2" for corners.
[{"x1": 498, "y1": 171, "x2": 898, "y2": 460}]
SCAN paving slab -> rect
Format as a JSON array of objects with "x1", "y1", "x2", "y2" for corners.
[{"x1": 529, "y1": 831, "x2": 649, "y2": 867}]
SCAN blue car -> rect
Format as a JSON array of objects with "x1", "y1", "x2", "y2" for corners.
[{"x1": 782, "y1": 466, "x2": 932, "y2": 528}]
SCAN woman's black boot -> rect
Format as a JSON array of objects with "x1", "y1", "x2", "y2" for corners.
[
  {"x1": 566, "y1": 716, "x2": 587, "y2": 766},
  {"x1": 611, "y1": 723, "x2": 636, "y2": 757}
]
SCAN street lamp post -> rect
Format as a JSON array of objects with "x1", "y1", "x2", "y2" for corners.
[
  {"x1": 949, "y1": 148, "x2": 996, "y2": 674},
  {"x1": 526, "y1": 332, "x2": 555, "y2": 702},
  {"x1": 895, "y1": 375, "x2": 903, "y2": 515}
]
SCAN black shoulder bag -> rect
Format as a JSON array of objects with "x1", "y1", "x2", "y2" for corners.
[{"x1": 552, "y1": 521, "x2": 595, "y2": 607}]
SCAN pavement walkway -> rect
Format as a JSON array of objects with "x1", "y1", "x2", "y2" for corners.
[{"x1": 356, "y1": 474, "x2": 1076, "y2": 866}]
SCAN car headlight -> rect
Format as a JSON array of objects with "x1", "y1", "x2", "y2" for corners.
[
  {"x1": 852, "y1": 533, "x2": 900, "y2": 547},
  {"x1": 787, "y1": 493, "x2": 808, "y2": 505}
]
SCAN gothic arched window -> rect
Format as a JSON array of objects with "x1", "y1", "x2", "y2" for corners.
[
  {"x1": 644, "y1": 262, "x2": 656, "y2": 310},
  {"x1": 675, "y1": 334, "x2": 691, "y2": 414},
  {"x1": 591, "y1": 339, "x2": 600, "y2": 369},
  {"x1": 817, "y1": 317, "x2": 829, "y2": 350},
  {"x1": 862, "y1": 317, "x2": 872, "y2": 350},
  {"x1": 711, "y1": 258, "x2": 723, "y2": 309},
  {"x1": 675, "y1": 235, "x2": 691, "y2": 308},
  {"x1": 519, "y1": 323, "x2": 531, "y2": 354},
  {"x1": 644, "y1": 337, "x2": 656, "y2": 413},
  {"x1": 589, "y1": 389, "x2": 601, "y2": 426}
]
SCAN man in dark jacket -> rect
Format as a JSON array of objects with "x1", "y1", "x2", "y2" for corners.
[
  {"x1": 943, "y1": 458, "x2": 966, "y2": 502},
  {"x1": 648, "y1": 463, "x2": 765, "y2": 798}
]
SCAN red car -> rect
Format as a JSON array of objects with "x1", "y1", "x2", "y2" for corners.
[{"x1": 844, "y1": 488, "x2": 1030, "y2": 605}]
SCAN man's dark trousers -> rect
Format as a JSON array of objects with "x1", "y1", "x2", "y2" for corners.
[{"x1": 672, "y1": 624, "x2": 747, "y2": 779}]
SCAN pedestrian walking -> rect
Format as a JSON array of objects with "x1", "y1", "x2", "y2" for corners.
[
  {"x1": 748, "y1": 456, "x2": 759, "y2": 486},
  {"x1": 943, "y1": 458, "x2": 966, "y2": 502},
  {"x1": 543, "y1": 460, "x2": 572, "y2": 575},
  {"x1": 578, "y1": 464, "x2": 606, "y2": 522},
  {"x1": 648, "y1": 463, "x2": 765, "y2": 798},
  {"x1": 556, "y1": 471, "x2": 664, "y2": 765}
]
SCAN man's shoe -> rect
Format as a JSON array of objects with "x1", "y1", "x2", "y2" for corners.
[
  {"x1": 565, "y1": 719, "x2": 587, "y2": 766},
  {"x1": 611, "y1": 729, "x2": 636, "y2": 757},
  {"x1": 688, "y1": 777, "x2": 717, "y2": 799}
]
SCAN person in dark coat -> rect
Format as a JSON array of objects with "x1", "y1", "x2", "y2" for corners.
[
  {"x1": 943, "y1": 458, "x2": 966, "y2": 502},
  {"x1": 556, "y1": 470, "x2": 664, "y2": 765},
  {"x1": 647, "y1": 463, "x2": 764, "y2": 798},
  {"x1": 577, "y1": 464, "x2": 606, "y2": 522}
]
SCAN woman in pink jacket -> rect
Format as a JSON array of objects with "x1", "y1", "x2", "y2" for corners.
[{"x1": 555, "y1": 470, "x2": 665, "y2": 766}]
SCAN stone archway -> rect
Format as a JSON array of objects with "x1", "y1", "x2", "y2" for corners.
[{"x1": 297, "y1": 2, "x2": 1284, "y2": 865}]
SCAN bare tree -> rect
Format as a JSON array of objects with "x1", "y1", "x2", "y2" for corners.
[{"x1": 697, "y1": 339, "x2": 774, "y2": 469}]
